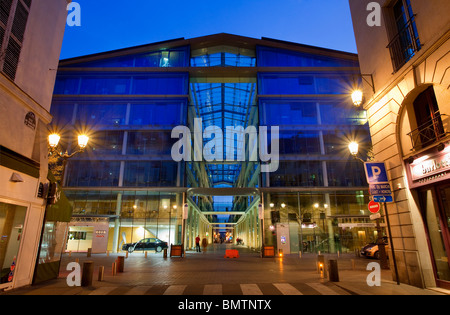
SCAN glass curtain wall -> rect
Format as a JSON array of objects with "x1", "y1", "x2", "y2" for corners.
[
  {"x1": 257, "y1": 45, "x2": 373, "y2": 253},
  {"x1": 50, "y1": 46, "x2": 190, "y2": 252}
]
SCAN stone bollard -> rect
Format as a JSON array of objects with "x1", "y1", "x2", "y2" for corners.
[
  {"x1": 112, "y1": 262, "x2": 116, "y2": 276},
  {"x1": 98, "y1": 266, "x2": 104, "y2": 281},
  {"x1": 117, "y1": 256, "x2": 125, "y2": 273},
  {"x1": 329, "y1": 259, "x2": 339, "y2": 282},
  {"x1": 81, "y1": 261, "x2": 94, "y2": 287}
]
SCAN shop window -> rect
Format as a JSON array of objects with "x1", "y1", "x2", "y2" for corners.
[
  {"x1": 0, "y1": 202, "x2": 27, "y2": 285},
  {"x1": 386, "y1": 0, "x2": 421, "y2": 72}
]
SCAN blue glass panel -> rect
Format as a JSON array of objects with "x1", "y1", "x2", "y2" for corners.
[
  {"x1": 131, "y1": 74, "x2": 188, "y2": 95},
  {"x1": 76, "y1": 103, "x2": 127, "y2": 126},
  {"x1": 256, "y1": 45, "x2": 359, "y2": 67},
  {"x1": 269, "y1": 161, "x2": 323, "y2": 187},
  {"x1": 258, "y1": 73, "x2": 355, "y2": 95},
  {"x1": 65, "y1": 46, "x2": 190, "y2": 68},
  {"x1": 88, "y1": 131, "x2": 124, "y2": 155},
  {"x1": 79, "y1": 76, "x2": 131, "y2": 94},
  {"x1": 129, "y1": 100, "x2": 187, "y2": 125},
  {"x1": 50, "y1": 102, "x2": 74, "y2": 126},
  {"x1": 54, "y1": 76, "x2": 80, "y2": 94},
  {"x1": 127, "y1": 131, "x2": 174, "y2": 155},
  {"x1": 66, "y1": 160, "x2": 120, "y2": 187},
  {"x1": 123, "y1": 161, "x2": 178, "y2": 187},
  {"x1": 278, "y1": 131, "x2": 321, "y2": 155},
  {"x1": 191, "y1": 52, "x2": 256, "y2": 67},
  {"x1": 259, "y1": 100, "x2": 317, "y2": 125},
  {"x1": 327, "y1": 161, "x2": 367, "y2": 187}
]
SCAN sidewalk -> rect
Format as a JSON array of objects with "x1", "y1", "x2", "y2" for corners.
[{"x1": 2, "y1": 245, "x2": 449, "y2": 296}]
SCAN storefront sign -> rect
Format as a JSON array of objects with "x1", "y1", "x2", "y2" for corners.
[
  {"x1": 338, "y1": 223, "x2": 376, "y2": 228},
  {"x1": 408, "y1": 148, "x2": 450, "y2": 188}
]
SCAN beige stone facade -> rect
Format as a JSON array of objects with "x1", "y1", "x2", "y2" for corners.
[
  {"x1": 349, "y1": 0, "x2": 450, "y2": 288},
  {"x1": 0, "y1": 0, "x2": 67, "y2": 290}
]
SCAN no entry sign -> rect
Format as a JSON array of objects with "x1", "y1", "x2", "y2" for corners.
[{"x1": 368, "y1": 201, "x2": 380, "y2": 214}]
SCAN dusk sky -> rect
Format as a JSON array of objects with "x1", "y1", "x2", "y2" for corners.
[{"x1": 60, "y1": 0, "x2": 358, "y2": 60}]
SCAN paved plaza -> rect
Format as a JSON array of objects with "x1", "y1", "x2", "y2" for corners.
[{"x1": 2, "y1": 244, "x2": 448, "y2": 297}]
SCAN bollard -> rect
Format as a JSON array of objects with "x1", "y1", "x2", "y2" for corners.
[
  {"x1": 145, "y1": 251, "x2": 148, "y2": 258},
  {"x1": 329, "y1": 259, "x2": 339, "y2": 282},
  {"x1": 68, "y1": 251, "x2": 72, "y2": 257},
  {"x1": 87, "y1": 248, "x2": 92, "y2": 257},
  {"x1": 299, "y1": 251, "x2": 302, "y2": 258},
  {"x1": 126, "y1": 251, "x2": 129, "y2": 258},
  {"x1": 106, "y1": 250, "x2": 109, "y2": 257},
  {"x1": 98, "y1": 266, "x2": 104, "y2": 281},
  {"x1": 163, "y1": 248, "x2": 168, "y2": 258},
  {"x1": 117, "y1": 256, "x2": 125, "y2": 273},
  {"x1": 112, "y1": 262, "x2": 116, "y2": 276},
  {"x1": 81, "y1": 261, "x2": 94, "y2": 287},
  {"x1": 351, "y1": 259, "x2": 356, "y2": 270}
]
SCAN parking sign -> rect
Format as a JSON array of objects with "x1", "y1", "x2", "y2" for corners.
[{"x1": 364, "y1": 162, "x2": 389, "y2": 184}]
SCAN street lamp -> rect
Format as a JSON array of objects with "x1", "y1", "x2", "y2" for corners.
[
  {"x1": 351, "y1": 90, "x2": 364, "y2": 107},
  {"x1": 348, "y1": 141, "x2": 366, "y2": 163},
  {"x1": 48, "y1": 132, "x2": 89, "y2": 185}
]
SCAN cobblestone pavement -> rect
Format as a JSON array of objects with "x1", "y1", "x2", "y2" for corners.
[{"x1": 2, "y1": 244, "x2": 449, "y2": 297}]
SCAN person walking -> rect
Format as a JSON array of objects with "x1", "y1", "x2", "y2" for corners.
[{"x1": 195, "y1": 235, "x2": 201, "y2": 252}]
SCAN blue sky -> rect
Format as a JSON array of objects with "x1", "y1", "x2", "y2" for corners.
[{"x1": 60, "y1": 0, "x2": 357, "y2": 60}]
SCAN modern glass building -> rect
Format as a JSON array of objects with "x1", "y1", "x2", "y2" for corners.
[{"x1": 49, "y1": 34, "x2": 373, "y2": 255}]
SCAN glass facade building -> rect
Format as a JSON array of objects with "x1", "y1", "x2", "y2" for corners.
[{"x1": 50, "y1": 34, "x2": 373, "y2": 254}]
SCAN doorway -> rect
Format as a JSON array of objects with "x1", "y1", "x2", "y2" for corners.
[{"x1": 419, "y1": 185, "x2": 450, "y2": 289}]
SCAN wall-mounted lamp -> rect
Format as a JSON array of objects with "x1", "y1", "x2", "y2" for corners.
[{"x1": 352, "y1": 74, "x2": 375, "y2": 107}]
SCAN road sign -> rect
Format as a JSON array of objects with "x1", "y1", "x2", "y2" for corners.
[
  {"x1": 372, "y1": 195, "x2": 393, "y2": 203},
  {"x1": 368, "y1": 201, "x2": 380, "y2": 214},
  {"x1": 369, "y1": 183, "x2": 393, "y2": 196},
  {"x1": 365, "y1": 162, "x2": 393, "y2": 203},
  {"x1": 364, "y1": 162, "x2": 389, "y2": 184}
]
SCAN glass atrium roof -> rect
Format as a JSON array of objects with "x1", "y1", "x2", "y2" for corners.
[{"x1": 190, "y1": 82, "x2": 257, "y2": 187}]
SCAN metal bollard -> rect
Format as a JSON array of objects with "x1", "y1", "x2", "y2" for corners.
[
  {"x1": 351, "y1": 259, "x2": 356, "y2": 270},
  {"x1": 329, "y1": 259, "x2": 339, "y2": 282},
  {"x1": 98, "y1": 266, "x2": 104, "y2": 281},
  {"x1": 145, "y1": 251, "x2": 148, "y2": 258},
  {"x1": 87, "y1": 248, "x2": 92, "y2": 257},
  {"x1": 163, "y1": 248, "x2": 168, "y2": 258},
  {"x1": 81, "y1": 261, "x2": 94, "y2": 287}
]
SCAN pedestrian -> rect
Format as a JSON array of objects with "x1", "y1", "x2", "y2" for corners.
[{"x1": 195, "y1": 235, "x2": 201, "y2": 252}]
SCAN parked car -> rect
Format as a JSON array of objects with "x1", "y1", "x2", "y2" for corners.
[
  {"x1": 360, "y1": 237, "x2": 388, "y2": 259},
  {"x1": 122, "y1": 238, "x2": 168, "y2": 253}
]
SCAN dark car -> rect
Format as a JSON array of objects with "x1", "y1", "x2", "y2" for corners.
[
  {"x1": 360, "y1": 236, "x2": 388, "y2": 259},
  {"x1": 122, "y1": 238, "x2": 168, "y2": 253}
]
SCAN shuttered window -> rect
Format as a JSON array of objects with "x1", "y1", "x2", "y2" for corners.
[{"x1": 0, "y1": 0, "x2": 32, "y2": 81}]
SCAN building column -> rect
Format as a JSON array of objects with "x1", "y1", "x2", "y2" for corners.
[{"x1": 112, "y1": 192, "x2": 122, "y2": 253}]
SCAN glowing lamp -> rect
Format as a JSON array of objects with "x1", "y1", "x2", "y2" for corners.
[{"x1": 48, "y1": 133, "x2": 61, "y2": 148}]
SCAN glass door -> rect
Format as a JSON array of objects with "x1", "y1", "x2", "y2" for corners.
[
  {"x1": 0, "y1": 202, "x2": 27, "y2": 285},
  {"x1": 420, "y1": 187, "x2": 450, "y2": 288}
]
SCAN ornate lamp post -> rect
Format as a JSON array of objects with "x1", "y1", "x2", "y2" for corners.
[{"x1": 48, "y1": 133, "x2": 89, "y2": 186}]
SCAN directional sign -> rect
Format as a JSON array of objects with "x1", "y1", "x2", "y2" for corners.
[
  {"x1": 364, "y1": 162, "x2": 389, "y2": 184},
  {"x1": 372, "y1": 195, "x2": 393, "y2": 203},
  {"x1": 369, "y1": 183, "x2": 393, "y2": 196}
]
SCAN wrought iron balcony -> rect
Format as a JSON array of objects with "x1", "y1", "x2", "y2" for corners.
[
  {"x1": 407, "y1": 111, "x2": 448, "y2": 150},
  {"x1": 387, "y1": 17, "x2": 421, "y2": 73}
]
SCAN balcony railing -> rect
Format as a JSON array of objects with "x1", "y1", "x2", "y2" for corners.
[
  {"x1": 407, "y1": 111, "x2": 448, "y2": 150},
  {"x1": 387, "y1": 17, "x2": 421, "y2": 73}
]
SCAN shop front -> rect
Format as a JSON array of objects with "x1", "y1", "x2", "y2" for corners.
[{"x1": 406, "y1": 143, "x2": 450, "y2": 289}]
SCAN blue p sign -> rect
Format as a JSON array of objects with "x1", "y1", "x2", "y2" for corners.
[{"x1": 365, "y1": 162, "x2": 389, "y2": 183}]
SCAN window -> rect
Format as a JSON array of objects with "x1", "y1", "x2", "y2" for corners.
[
  {"x1": 407, "y1": 86, "x2": 446, "y2": 150},
  {"x1": 386, "y1": 0, "x2": 421, "y2": 72},
  {"x1": 0, "y1": 0, "x2": 32, "y2": 81}
]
